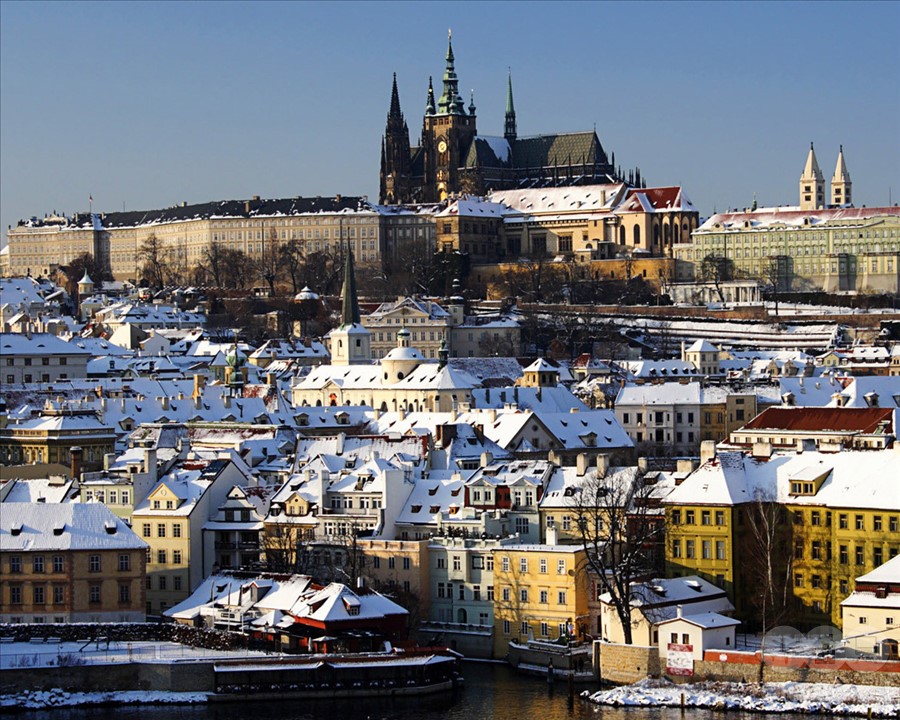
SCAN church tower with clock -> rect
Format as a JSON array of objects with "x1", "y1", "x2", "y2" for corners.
[{"x1": 421, "y1": 30, "x2": 478, "y2": 202}]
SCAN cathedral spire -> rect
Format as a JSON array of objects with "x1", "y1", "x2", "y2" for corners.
[
  {"x1": 438, "y1": 29, "x2": 465, "y2": 115},
  {"x1": 389, "y1": 72, "x2": 402, "y2": 120},
  {"x1": 425, "y1": 76, "x2": 436, "y2": 116},
  {"x1": 340, "y1": 242, "x2": 361, "y2": 327},
  {"x1": 504, "y1": 69, "x2": 517, "y2": 142}
]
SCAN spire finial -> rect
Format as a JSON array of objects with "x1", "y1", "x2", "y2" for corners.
[{"x1": 448, "y1": 28, "x2": 452, "y2": 40}]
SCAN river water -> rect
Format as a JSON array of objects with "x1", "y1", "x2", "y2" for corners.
[{"x1": 14, "y1": 661, "x2": 830, "y2": 720}]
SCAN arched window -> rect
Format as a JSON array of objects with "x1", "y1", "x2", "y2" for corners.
[
  {"x1": 457, "y1": 608, "x2": 468, "y2": 624},
  {"x1": 619, "y1": 226, "x2": 626, "y2": 244},
  {"x1": 633, "y1": 226, "x2": 641, "y2": 245}
]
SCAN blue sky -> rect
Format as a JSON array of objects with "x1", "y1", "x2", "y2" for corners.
[{"x1": 2, "y1": 1, "x2": 898, "y2": 247}]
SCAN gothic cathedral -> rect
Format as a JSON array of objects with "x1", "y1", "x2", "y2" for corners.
[{"x1": 380, "y1": 32, "x2": 641, "y2": 205}]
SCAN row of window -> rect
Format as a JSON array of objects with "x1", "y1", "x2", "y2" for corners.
[
  {"x1": 499, "y1": 586, "x2": 568, "y2": 605},
  {"x1": 671, "y1": 538, "x2": 727, "y2": 561},
  {"x1": 795, "y1": 542, "x2": 898, "y2": 566},
  {"x1": 149, "y1": 549, "x2": 183, "y2": 565},
  {"x1": 499, "y1": 556, "x2": 568, "y2": 575},
  {"x1": 372, "y1": 556, "x2": 411, "y2": 570},
  {"x1": 623, "y1": 411, "x2": 696, "y2": 425},
  {"x1": 670, "y1": 510, "x2": 728, "y2": 526},
  {"x1": 436, "y1": 582, "x2": 495, "y2": 601},
  {"x1": 502, "y1": 620, "x2": 570, "y2": 638},
  {"x1": 7, "y1": 582, "x2": 132, "y2": 605},
  {"x1": 84, "y1": 489, "x2": 131, "y2": 505},
  {"x1": 795, "y1": 511, "x2": 899, "y2": 532},
  {"x1": 8, "y1": 554, "x2": 133, "y2": 573},
  {"x1": 147, "y1": 574, "x2": 183, "y2": 591},
  {"x1": 141, "y1": 522, "x2": 183, "y2": 538},
  {"x1": 5, "y1": 357, "x2": 69, "y2": 366}
]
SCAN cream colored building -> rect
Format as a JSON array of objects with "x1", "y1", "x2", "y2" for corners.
[
  {"x1": 675, "y1": 146, "x2": 899, "y2": 293},
  {"x1": 4, "y1": 197, "x2": 436, "y2": 281},
  {"x1": 841, "y1": 555, "x2": 900, "y2": 659}
]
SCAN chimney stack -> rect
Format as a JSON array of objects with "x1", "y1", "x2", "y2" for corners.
[
  {"x1": 700, "y1": 440, "x2": 717, "y2": 465},
  {"x1": 70, "y1": 446, "x2": 83, "y2": 480}
]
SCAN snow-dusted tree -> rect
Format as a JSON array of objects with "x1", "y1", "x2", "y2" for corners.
[{"x1": 573, "y1": 463, "x2": 665, "y2": 645}]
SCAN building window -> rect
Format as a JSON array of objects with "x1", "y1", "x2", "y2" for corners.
[
  {"x1": 10, "y1": 586, "x2": 22, "y2": 605},
  {"x1": 487, "y1": 585, "x2": 494, "y2": 601},
  {"x1": 142, "y1": 523, "x2": 151, "y2": 537},
  {"x1": 502, "y1": 587, "x2": 511, "y2": 602},
  {"x1": 52, "y1": 556, "x2": 64, "y2": 573},
  {"x1": 557, "y1": 591, "x2": 567, "y2": 605},
  {"x1": 119, "y1": 583, "x2": 131, "y2": 603},
  {"x1": 157, "y1": 550, "x2": 167, "y2": 564},
  {"x1": 671, "y1": 510, "x2": 681, "y2": 525},
  {"x1": 503, "y1": 619, "x2": 510, "y2": 635},
  {"x1": 173, "y1": 550, "x2": 182, "y2": 565},
  {"x1": 672, "y1": 540, "x2": 682, "y2": 558},
  {"x1": 716, "y1": 541, "x2": 726, "y2": 560},
  {"x1": 715, "y1": 511, "x2": 725, "y2": 526},
  {"x1": 53, "y1": 586, "x2": 65, "y2": 604},
  {"x1": 33, "y1": 586, "x2": 45, "y2": 604},
  {"x1": 540, "y1": 590, "x2": 549, "y2": 603},
  {"x1": 520, "y1": 588, "x2": 528, "y2": 603},
  {"x1": 855, "y1": 515, "x2": 864, "y2": 530},
  {"x1": 557, "y1": 559, "x2": 566, "y2": 575},
  {"x1": 686, "y1": 540, "x2": 695, "y2": 559},
  {"x1": 519, "y1": 557, "x2": 528, "y2": 573},
  {"x1": 33, "y1": 556, "x2": 45, "y2": 573},
  {"x1": 539, "y1": 558, "x2": 547, "y2": 574},
  {"x1": 89, "y1": 555, "x2": 101, "y2": 572},
  {"x1": 702, "y1": 540, "x2": 712, "y2": 559},
  {"x1": 540, "y1": 621, "x2": 549, "y2": 637},
  {"x1": 520, "y1": 621, "x2": 530, "y2": 637},
  {"x1": 172, "y1": 524, "x2": 182, "y2": 538},
  {"x1": 118, "y1": 554, "x2": 131, "y2": 571}
]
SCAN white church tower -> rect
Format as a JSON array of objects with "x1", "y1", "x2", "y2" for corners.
[
  {"x1": 799, "y1": 142, "x2": 825, "y2": 211},
  {"x1": 330, "y1": 244, "x2": 371, "y2": 366}
]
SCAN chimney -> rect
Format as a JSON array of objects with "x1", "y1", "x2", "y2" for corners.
[
  {"x1": 103, "y1": 452, "x2": 115, "y2": 471},
  {"x1": 192, "y1": 373, "x2": 206, "y2": 399},
  {"x1": 700, "y1": 440, "x2": 717, "y2": 465},
  {"x1": 676, "y1": 458, "x2": 696, "y2": 474},
  {"x1": 637, "y1": 456, "x2": 649, "y2": 473},
  {"x1": 266, "y1": 372, "x2": 277, "y2": 387},
  {"x1": 159, "y1": 396, "x2": 169, "y2": 411},
  {"x1": 595, "y1": 454, "x2": 610, "y2": 477},
  {"x1": 752, "y1": 441, "x2": 773, "y2": 459},
  {"x1": 224, "y1": 395, "x2": 232, "y2": 409},
  {"x1": 546, "y1": 525, "x2": 559, "y2": 546},
  {"x1": 680, "y1": 340, "x2": 686, "y2": 362},
  {"x1": 70, "y1": 446, "x2": 83, "y2": 480},
  {"x1": 576, "y1": 453, "x2": 589, "y2": 477},
  {"x1": 480, "y1": 451, "x2": 493, "y2": 468},
  {"x1": 676, "y1": 604, "x2": 683, "y2": 619},
  {"x1": 144, "y1": 448, "x2": 158, "y2": 483}
]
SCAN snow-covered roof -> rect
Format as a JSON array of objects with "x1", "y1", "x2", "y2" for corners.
[
  {"x1": 658, "y1": 611, "x2": 741, "y2": 629},
  {"x1": 0, "y1": 332, "x2": 91, "y2": 357},
  {"x1": 0, "y1": 502, "x2": 147, "y2": 551},
  {"x1": 697, "y1": 206, "x2": 900, "y2": 233},
  {"x1": 665, "y1": 448, "x2": 900, "y2": 509},
  {"x1": 853, "y1": 553, "x2": 900, "y2": 585}
]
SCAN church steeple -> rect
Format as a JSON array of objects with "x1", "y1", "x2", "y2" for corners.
[
  {"x1": 331, "y1": 242, "x2": 370, "y2": 366},
  {"x1": 800, "y1": 142, "x2": 825, "y2": 210},
  {"x1": 425, "y1": 76, "x2": 436, "y2": 116},
  {"x1": 504, "y1": 70, "x2": 517, "y2": 142},
  {"x1": 437, "y1": 29, "x2": 465, "y2": 115},
  {"x1": 389, "y1": 72, "x2": 402, "y2": 119},
  {"x1": 831, "y1": 144, "x2": 852, "y2": 207},
  {"x1": 340, "y1": 243, "x2": 361, "y2": 327}
]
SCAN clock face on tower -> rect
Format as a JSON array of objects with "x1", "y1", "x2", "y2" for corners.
[{"x1": 437, "y1": 138, "x2": 447, "y2": 154}]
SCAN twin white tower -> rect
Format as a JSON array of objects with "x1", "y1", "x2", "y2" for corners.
[{"x1": 799, "y1": 143, "x2": 851, "y2": 211}]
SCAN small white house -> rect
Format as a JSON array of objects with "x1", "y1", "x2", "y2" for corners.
[{"x1": 658, "y1": 608, "x2": 740, "y2": 662}]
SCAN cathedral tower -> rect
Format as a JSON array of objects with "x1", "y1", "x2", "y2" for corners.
[
  {"x1": 379, "y1": 74, "x2": 413, "y2": 204},
  {"x1": 422, "y1": 30, "x2": 478, "y2": 202},
  {"x1": 504, "y1": 70, "x2": 517, "y2": 143},
  {"x1": 831, "y1": 145, "x2": 852, "y2": 207},
  {"x1": 799, "y1": 142, "x2": 825, "y2": 211},
  {"x1": 330, "y1": 244, "x2": 371, "y2": 366}
]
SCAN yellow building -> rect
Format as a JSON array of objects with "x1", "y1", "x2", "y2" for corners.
[
  {"x1": 491, "y1": 544, "x2": 588, "y2": 657},
  {"x1": 0, "y1": 503, "x2": 146, "y2": 623},
  {"x1": 665, "y1": 446, "x2": 900, "y2": 629}
]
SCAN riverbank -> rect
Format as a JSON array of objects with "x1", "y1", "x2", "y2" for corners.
[
  {"x1": 586, "y1": 678, "x2": 900, "y2": 717},
  {"x1": 0, "y1": 689, "x2": 210, "y2": 711}
]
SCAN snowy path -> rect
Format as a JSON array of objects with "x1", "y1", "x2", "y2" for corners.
[{"x1": 585, "y1": 678, "x2": 900, "y2": 717}]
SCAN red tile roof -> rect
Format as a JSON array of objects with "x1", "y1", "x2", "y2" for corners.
[{"x1": 741, "y1": 406, "x2": 894, "y2": 434}]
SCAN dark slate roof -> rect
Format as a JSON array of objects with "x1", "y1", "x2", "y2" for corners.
[
  {"x1": 20, "y1": 196, "x2": 369, "y2": 230},
  {"x1": 465, "y1": 137, "x2": 512, "y2": 169},
  {"x1": 511, "y1": 132, "x2": 607, "y2": 169}
]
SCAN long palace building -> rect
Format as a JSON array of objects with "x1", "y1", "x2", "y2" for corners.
[{"x1": 2, "y1": 196, "x2": 437, "y2": 281}]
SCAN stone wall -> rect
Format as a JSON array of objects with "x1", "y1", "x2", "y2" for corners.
[
  {"x1": 690, "y1": 650, "x2": 900, "y2": 687},
  {"x1": 1, "y1": 661, "x2": 216, "y2": 694},
  {"x1": 597, "y1": 641, "x2": 660, "y2": 685}
]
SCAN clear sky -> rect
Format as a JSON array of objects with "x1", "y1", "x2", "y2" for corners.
[{"x1": 2, "y1": 1, "x2": 898, "y2": 247}]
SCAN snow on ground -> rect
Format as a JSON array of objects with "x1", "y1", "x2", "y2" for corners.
[
  {"x1": 586, "y1": 678, "x2": 900, "y2": 717},
  {"x1": 0, "y1": 689, "x2": 210, "y2": 710}
]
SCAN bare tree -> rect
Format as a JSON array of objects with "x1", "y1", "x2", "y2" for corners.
[
  {"x1": 255, "y1": 227, "x2": 282, "y2": 297},
  {"x1": 743, "y1": 490, "x2": 795, "y2": 682},
  {"x1": 137, "y1": 234, "x2": 169, "y2": 289},
  {"x1": 574, "y1": 463, "x2": 663, "y2": 645},
  {"x1": 62, "y1": 252, "x2": 112, "y2": 296},
  {"x1": 757, "y1": 257, "x2": 784, "y2": 318},
  {"x1": 200, "y1": 241, "x2": 230, "y2": 288},
  {"x1": 260, "y1": 522, "x2": 316, "y2": 574},
  {"x1": 279, "y1": 238, "x2": 306, "y2": 295},
  {"x1": 700, "y1": 254, "x2": 734, "y2": 303}
]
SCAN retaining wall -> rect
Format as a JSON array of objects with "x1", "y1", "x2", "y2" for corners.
[{"x1": 597, "y1": 642, "x2": 660, "y2": 685}]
